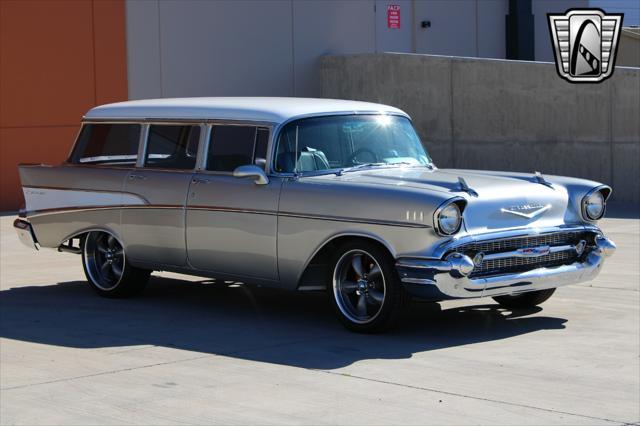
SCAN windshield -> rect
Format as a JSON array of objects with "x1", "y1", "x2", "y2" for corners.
[{"x1": 274, "y1": 114, "x2": 432, "y2": 174}]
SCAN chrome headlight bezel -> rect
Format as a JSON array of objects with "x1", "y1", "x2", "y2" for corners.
[
  {"x1": 581, "y1": 185, "x2": 611, "y2": 221},
  {"x1": 434, "y1": 198, "x2": 465, "y2": 236}
]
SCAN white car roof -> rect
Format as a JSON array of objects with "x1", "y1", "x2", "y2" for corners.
[{"x1": 84, "y1": 97, "x2": 409, "y2": 124}]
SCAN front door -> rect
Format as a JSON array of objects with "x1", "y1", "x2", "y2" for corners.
[
  {"x1": 186, "y1": 125, "x2": 280, "y2": 281},
  {"x1": 122, "y1": 124, "x2": 202, "y2": 267}
]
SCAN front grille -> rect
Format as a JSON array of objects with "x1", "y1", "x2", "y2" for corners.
[
  {"x1": 456, "y1": 232, "x2": 580, "y2": 253},
  {"x1": 473, "y1": 250, "x2": 576, "y2": 277},
  {"x1": 451, "y1": 231, "x2": 594, "y2": 278}
]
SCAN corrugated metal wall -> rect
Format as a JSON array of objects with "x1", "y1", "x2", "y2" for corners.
[{"x1": 0, "y1": 0, "x2": 128, "y2": 211}]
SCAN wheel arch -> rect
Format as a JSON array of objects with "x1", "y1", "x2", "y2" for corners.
[
  {"x1": 59, "y1": 225, "x2": 124, "y2": 248},
  {"x1": 296, "y1": 232, "x2": 396, "y2": 290}
]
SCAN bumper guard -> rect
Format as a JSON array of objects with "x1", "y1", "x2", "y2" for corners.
[{"x1": 396, "y1": 235, "x2": 615, "y2": 300}]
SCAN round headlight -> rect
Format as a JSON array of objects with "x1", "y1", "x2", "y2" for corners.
[
  {"x1": 584, "y1": 191, "x2": 605, "y2": 220},
  {"x1": 437, "y1": 202, "x2": 462, "y2": 235}
]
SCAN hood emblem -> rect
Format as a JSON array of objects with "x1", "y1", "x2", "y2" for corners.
[{"x1": 501, "y1": 203, "x2": 552, "y2": 219}]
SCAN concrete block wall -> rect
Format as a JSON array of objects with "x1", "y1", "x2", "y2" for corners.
[{"x1": 319, "y1": 53, "x2": 640, "y2": 203}]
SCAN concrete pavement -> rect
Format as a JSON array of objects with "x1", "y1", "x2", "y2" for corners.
[{"x1": 1, "y1": 214, "x2": 638, "y2": 425}]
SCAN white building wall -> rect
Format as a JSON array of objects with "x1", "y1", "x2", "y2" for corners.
[
  {"x1": 126, "y1": 0, "x2": 602, "y2": 99},
  {"x1": 590, "y1": 0, "x2": 640, "y2": 26}
]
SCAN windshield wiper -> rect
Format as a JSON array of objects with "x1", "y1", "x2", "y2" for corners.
[
  {"x1": 336, "y1": 162, "x2": 437, "y2": 175},
  {"x1": 336, "y1": 163, "x2": 387, "y2": 175}
]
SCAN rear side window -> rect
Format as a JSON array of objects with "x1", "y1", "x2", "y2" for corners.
[
  {"x1": 145, "y1": 125, "x2": 201, "y2": 170},
  {"x1": 207, "y1": 125, "x2": 257, "y2": 172},
  {"x1": 70, "y1": 124, "x2": 141, "y2": 165}
]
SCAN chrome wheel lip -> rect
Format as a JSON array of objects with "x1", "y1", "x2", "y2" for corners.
[
  {"x1": 84, "y1": 231, "x2": 125, "y2": 291},
  {"x1": 332, "y1": 249, "x2": 386, "y2": 325}
]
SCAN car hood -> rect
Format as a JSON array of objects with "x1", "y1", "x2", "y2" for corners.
[{"x1": 314, "y1": 167, "x2": 581, "y2": 232}]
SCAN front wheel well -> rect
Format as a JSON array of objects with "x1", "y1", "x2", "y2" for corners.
[{"x1": 297, "y1": 235, "x2": 394, "y2": 290}]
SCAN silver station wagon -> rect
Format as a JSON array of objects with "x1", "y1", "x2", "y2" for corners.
[{"x1": 14, "y1": 97, "x2": 616, "y2": 332}]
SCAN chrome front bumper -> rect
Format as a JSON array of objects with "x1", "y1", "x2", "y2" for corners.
[{"x1": 396, "y1": 234, "x2": 616, "y2": 300}]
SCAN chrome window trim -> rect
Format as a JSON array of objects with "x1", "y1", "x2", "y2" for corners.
[
  {"x1": 581, "y1": 185, "x2": 612, "y2": 222},
  {"x1": 136, "y1": 124, "x2": 149, "y2": 168},
  {"x1": 195, "y1": 124, "x2": 211, "y2": 171},
  {"x1": 67, "y1": 122, "x2": 143, "y2": 168},
  {"x1": 66, "y1": 123, "x2": 87, "y2": 162},
  {"x1": 77, "y1": 119, "x2": 276, "y2": 173},
  {"x1": 202, "y1": 121, "x2": 274, "y2": 174},
  {"x1": 139, "y1": 122, "x2": 208, "y2": 171}
]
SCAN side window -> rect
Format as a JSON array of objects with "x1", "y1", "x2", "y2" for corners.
[
  {"x1": 145, "y1": 125, "x2": 201, "y2": 170},
  {"x1": 70, "y1": 123, "x2": 140, "y2": 165},
  {"x1": 207, "y1": 125, "x2": 256, "y2": 172}
]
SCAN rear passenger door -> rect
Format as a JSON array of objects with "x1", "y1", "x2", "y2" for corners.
[
  {"x1": 121, "y1": 123, "x2": 203, "y2": 267},
  {"x1": 186, "y1": 124, "x2": 281, "y2": 280}
]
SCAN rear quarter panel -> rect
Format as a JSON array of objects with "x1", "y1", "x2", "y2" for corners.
[{"x1": 19, "y1": 164, "x2": 136, "y2": 247}]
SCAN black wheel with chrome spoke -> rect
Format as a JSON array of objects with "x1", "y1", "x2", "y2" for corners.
[
  {"x1": 82, "y1": 231, "x2": 150, "y2": 298},
  {"x1": 330, "y1": 241, "x2": 407, "y2": 333}
]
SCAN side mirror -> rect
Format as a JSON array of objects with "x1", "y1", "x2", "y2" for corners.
[{"x1": 233, "y1": 165, "x2": 269, "y2": 185}]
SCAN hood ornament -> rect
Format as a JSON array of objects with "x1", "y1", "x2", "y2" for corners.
[
  {"x1": 458, "y1": 177, "x2": 478, "y2": 197},
  {"x1": 501, "y1": 203, "x2": 552, "y2": 219},
  {"x1": 534, "y1": 171, "x2": 554, "y2": 189}
]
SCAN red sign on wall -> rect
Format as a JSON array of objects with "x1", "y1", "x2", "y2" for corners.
[{"x1": 387, "y1": 4, "x2": 400, "y2": 29}]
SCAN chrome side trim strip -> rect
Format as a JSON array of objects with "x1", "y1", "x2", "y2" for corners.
[
  {"x1": 26, "y1": 203, "x2": 431, "y2": 228},
  {"x1": 22, "y1": 185, "x2": 151, "y2": 203},
  {"x1": 277, "y1": 211, "x2": 431, "y2": 228}
]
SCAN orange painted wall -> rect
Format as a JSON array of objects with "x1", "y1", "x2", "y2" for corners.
[{"x1": 0, "y1": 0, "x2": 128, "y2": 211}]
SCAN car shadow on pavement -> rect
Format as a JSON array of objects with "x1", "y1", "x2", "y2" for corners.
[{"x1": 0, "y1": 275, "x2": 567, "y2": 369}]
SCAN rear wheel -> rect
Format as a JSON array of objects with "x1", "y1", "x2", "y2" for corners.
[
  {"x1": 492, "y1": 288, "x2": 556, "y2": 309},
  {"x1": 329, "y1": 241, "x2": 406, "y2": 333},
  {"x1": 82, "y1": 231, "x2": 150, "y2": 298}
]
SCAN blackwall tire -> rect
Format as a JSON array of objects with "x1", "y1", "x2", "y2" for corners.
[
  {"x1": 81, "y1": 231, "x2": 150, "y2": 298},
  {"x1": 329, "y1": 240, "x2": 407, "y2": 333}
]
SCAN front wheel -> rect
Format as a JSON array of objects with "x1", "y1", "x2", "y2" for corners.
[
  {"x1": 492, "y1": 288, "x2": 556, "y2": 309},
  {"x1": 82, "y1": 231, "x2": 150, "y2": 298},
  {"x1": 329, "y1": 241, "x2": 407, "y2": 333}
]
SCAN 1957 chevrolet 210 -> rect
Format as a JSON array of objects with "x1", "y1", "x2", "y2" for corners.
[{"x1": 14, "y1": 97, "x2": 616, "y2": 332}]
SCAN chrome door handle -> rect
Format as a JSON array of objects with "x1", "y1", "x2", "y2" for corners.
[
  {"x1": 128, "y1": 174, "x2": 147, "y2": 180},
  {"x1": 192, "y1": 178, "x2": 210, "y2": 184}
]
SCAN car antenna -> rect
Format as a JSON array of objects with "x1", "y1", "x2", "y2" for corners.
[{"x1": 458, "y1": 177, "x2": 478, "y2": 197}]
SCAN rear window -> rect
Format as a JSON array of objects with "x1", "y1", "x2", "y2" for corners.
[{"x1": 70, "y1": 124, "x2": 141, "y2": 165}]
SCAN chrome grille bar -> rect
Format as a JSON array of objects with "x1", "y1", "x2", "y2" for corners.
[{"x1": 450, "y1": 231, "x2": 593, "y2": 279}]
